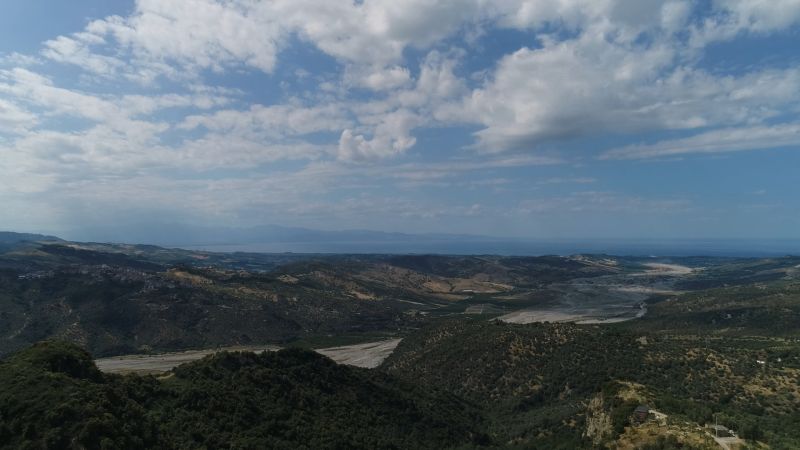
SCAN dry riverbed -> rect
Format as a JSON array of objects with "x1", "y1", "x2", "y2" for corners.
[
  {"x1": 498, "y1": 262, "x2": 692, "y2": 325},
  {"x1": 96, "y1": 339, "x2": 402, "y2": 374}
]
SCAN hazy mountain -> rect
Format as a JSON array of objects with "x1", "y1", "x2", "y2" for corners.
[
  {"x1": 56, "y1": 224, "x2": 800, "y2": 256},
  {"x1": 0, "y1": 232, "x2": 62, "y2": 244},
  {"x1": 65, "y1": 223, "x2": 492, "y2": 247}
]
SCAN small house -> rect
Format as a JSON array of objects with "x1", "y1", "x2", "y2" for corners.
[{"x1": 633, "y1": 405, "x2": 649, "y2": 423}]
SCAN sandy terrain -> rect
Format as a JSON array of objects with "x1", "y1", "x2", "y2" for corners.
[
  {"x1": 464, "y1": 304, "x2": 505, "y2": 315},
  {"x1": 497, "y1": 262, "x2": 691, "y2": 325},
  {"x1": 500, "y1": 303, "x2": 647, "y2": 325},
  {"x1": 500, "y1": 309, "x2": 593, "y2": 324},
  {"x1": 95, "y1": 345, "x2": 281, "y2": 374},
  {"x1": 613, "y1": 285, "x2": 680, "y2": 295},
  {"x1": 576, "y1": 305, "x2": 647, "y2": 324},
  {"x1": 639, "y1": 263, "x2": 694, "y2": 276},
  {"x1": 96, "y1": 339, "x2": 402, "y2": 374},
  {"x1": 316, "y1": 339, "x2": 402, "y2": 369}
]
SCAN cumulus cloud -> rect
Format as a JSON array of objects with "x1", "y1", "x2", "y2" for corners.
[
  {"x1": 348, "y1": 65, "x2": 412, "y2": 91},
  {"x1": 464, "y1": 25, "x2": 800, "y2": 152},
  {"x1": 334, "y1": 51, "x2": 468, "y2": 160},
  {"x1": 42, "y1": 0, "x2": 485, "y2": 87},
  {"x1": 338, "y1": 109, "x2": 419, "y2": 161},
  {"x1": 84, "y1": 0, "x2": 285, "y2": 75},
  {"x1": 33, "y1": 0, "x2": 800, "y2": 158}
]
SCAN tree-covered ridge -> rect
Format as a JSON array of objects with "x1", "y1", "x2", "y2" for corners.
[
  {"x1": 0, "y1": 341, "x2": 488, "y2": 450},
  {"x1": 0, "y1": 341, "x2": 158, "y2": 449},
  {"x1": 632, "y1": 281, "x2": 800, "y2": 337},
  {"x1": 383, "y1": 318, "x2": 800, "y2": 449}
]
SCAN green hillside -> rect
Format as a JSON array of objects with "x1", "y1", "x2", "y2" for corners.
[
  {"x1": 631, "y1": 281, "x2": 800, "y2": 337},
  {"x1": 0, "y1": 341, "x2": 488, "y2": 449},
  {"x1": 383, "y1": 317, "x2": 800, "y2": 449}
]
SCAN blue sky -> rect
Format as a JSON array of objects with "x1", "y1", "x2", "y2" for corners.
[{"x1": 1, "y1": 0, "x2": 799, "y2": 241}]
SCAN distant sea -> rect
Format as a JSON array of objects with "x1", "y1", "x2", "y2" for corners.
[{"x1": 178, "y1": 239, "x2": 800, "y2": 257}]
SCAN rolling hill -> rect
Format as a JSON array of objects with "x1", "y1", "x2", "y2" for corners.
[
  {"x1": 0, "y1": 341, "x2": 488, "y2": 449},
  {"x1": 0, "y1": 239, "x2": 620, "y2": 357}
]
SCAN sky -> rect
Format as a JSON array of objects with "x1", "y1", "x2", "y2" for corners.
[{"x1": 1, "y1": 0, "x2": 799, "y2": 241}]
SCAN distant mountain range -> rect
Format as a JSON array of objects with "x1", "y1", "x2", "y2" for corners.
[
  {"x1": 0, "y1": 232, "x2": 62, "y2": 244},
  {"x1": 64, "y1": 224, "x2": 493, "y2": 247},
  {"x1": 4, "y1": 227, "x2": 800, "y2": 256}
]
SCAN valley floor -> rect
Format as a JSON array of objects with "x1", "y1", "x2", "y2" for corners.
[{"x1": 497, "y1": 263, "x2": 690, "y2": 324}]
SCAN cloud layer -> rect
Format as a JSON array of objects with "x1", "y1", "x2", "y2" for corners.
[{"x1": 1, "y1": 0, "x2": 799, "y2": 237}]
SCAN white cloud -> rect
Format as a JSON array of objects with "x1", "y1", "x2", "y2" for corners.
[
  {"x1": 338, "y1": 109, "x2": 419, "y2": 161},
  {"x1": 86, "y1": 0, "x2": 284, "y2": 75},
  {"x1": 601, "y1": 124, "x2": 800, "y2": 160},
  {"x1": 34, "y1": 0, "x2": 799, "y2": 160},
  {"x1": 349, "y1": 65, "x2": 412, "y2": 91},
  {"x1": 0, "y1": 98, "x2": 37, "y2": 134},
  {"x1": 42, "y1": 0, "x2": 484, "y2": 86},
  {"x1": 42, "y1": 34, "x2": 126, "y2": 77},
  {"x1": 283, "y1": 0, "x2": 485, "y2": 66},
  {"x1": 175, "y1": 137, "x2": 332, "y2": 170},
  {"x1": 334, "y1": 51, "x2": 469, "y2": 160},
  {"x1": 719, "y1": 0, "x2": 800, "y2": 32},
  {"x1": 0, "y1": 67, "x2": 291, "y2": 187},
  {"x1": 537, "y1": 177, "x2": 597, "y2": 185},
  {"x1": 1, "y1": 68, "x2": 115, "y2": 122},
  {"x1": 691, "y1": 0, "x2": 800, "y2": 46},
  {"x1": 3, "y1": 0, "x2": 800, "y2": 235},
  {"x1": 0, "y1": 52, "x2": 42, "y2": 67},
  {"x1": 517, "y1": 191, "x2": 690, "y2": 214},
  {"x1": 180, "y1": 102, "x2": 351, "y2": 138},
  {"x1": 398, "y1": 50, "x2": 467, "y2": 112},
  {"x1": 464, "y1": 29, "x2": 800, "y2": 152},
  {"x1": 465, "y1": 33, "x2": 675, "y2": 151}
]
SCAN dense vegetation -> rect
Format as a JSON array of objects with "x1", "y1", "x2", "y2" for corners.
[
  {"x1": 383, "y1": 317, "x2": 800, "y2": 448},
  {"x1": 674, "y1": 256, "x2": 800, "y2": 290},
  {"x1": 630, "y1": 281, "x2": 800, "y2": 337},
  {"x1": 0, "y1": 341, "x2": 488, "y2": 449}
]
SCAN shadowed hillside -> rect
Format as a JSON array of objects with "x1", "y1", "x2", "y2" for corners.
[{"x1": 0, "y1": 341, "x2": 488, "y2": 449}]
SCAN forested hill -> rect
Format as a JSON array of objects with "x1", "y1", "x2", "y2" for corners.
[
  {"x1": 0, "y1": 341, "x2": 488, "y2": 449},
  {"x1": 383, "y1": 317, "x2": 800, "y2": 448}
]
